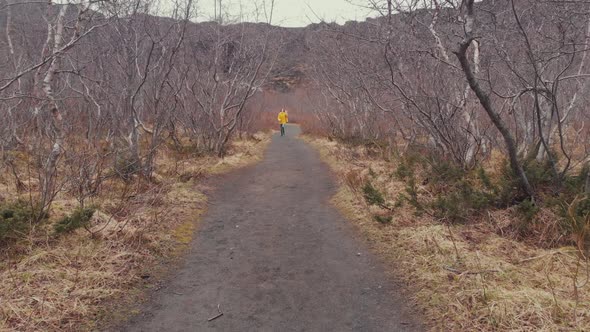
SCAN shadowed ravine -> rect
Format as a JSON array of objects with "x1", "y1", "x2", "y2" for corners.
[{"x1": 117, "y1": 125, "x2": 423, "y2": 332}]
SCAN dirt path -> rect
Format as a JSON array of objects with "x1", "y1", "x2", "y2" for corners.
[{"x1": 118, "y1": 125, "x2": 423, "y2": 332}]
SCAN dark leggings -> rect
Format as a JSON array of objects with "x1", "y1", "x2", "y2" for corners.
[{"x1": 280, "y1": 124, "x2": 285, "y2": 136}]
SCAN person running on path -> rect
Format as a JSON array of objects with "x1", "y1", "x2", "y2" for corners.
[{"x1": 277, "y1": 109, "x2": 289, "y2": 136}]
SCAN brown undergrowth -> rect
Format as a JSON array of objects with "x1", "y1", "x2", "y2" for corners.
[
  {"x1": 303, "y1": 135, "x2": 589, "y2": 332},
  {"x1": 0, "y1": 132, "x2": 271, "y2": 332}
]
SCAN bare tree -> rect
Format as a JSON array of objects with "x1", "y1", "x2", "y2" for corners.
[
  {"x1": 311, "y1": 0, "x2": 590, "y2": 197},
  {"x1": 178, "y1": 2, "x2": 278, "y2": 156}
]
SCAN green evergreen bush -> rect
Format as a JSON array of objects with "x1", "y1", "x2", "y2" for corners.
[
  {"x1": 363, "y1": 181, "x2": 385, "y2": 207},
  {"x1": 0, "y1": 201, "x2": 45, "y2": 245},
  {"x1": 373, "y1": 214, "x2": 393, "y2": 224},
  {"x1": 54, "y1": 207, "x2": 96, "y2": 234},
  {"x1": 114, "y1": 153, "x2": 141, "y2": 181}
]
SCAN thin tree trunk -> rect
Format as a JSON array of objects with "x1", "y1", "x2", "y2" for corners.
[
  {"x1": 124, "y1": 46, "x2": 141, "y2": 173},
  {"x1": 6, "y1": 1, "x2": 22, "y2": 144},
  {"x1": 586, "y1": 161, "x2": 590, "y2": 194},
  {"x1": 5, "y1": 0, "x2": 21, "y2": 91},
  {"x1": 461, "y1": 40, "x2": 481, "y2": 167},
  {"x1": 129, "y1": 114, "x2": 141, "y2": 170},
  {"x1": 41, "y1": 5, "x2": 67, "y2": 211},
  {"x1": 454, "y1": 0, "x2": 534, "y2": 198}
]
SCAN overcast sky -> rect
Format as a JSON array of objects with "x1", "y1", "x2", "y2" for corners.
[{"x1": 194, "y1": 0, "x2": 376, "y2": 27}]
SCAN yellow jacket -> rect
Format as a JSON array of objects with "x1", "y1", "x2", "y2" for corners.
[{"x1": 278, "y1": 111, "x2": 288, "y2": 125}]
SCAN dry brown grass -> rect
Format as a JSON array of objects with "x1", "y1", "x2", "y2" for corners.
[
  {"x1": 0, "y1": 132, "x2": 271, "y2": 332},
  {"x1": 303, "y1": 135, "x2": 590, "y2": 332}
]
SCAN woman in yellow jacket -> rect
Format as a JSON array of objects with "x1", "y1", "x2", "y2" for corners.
[{"x1": 277, "y1": 109, "x2": 288, "y2": 136}]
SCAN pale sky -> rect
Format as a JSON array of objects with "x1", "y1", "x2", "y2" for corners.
[{"x1": 195, "y1": 0, "x2": 376, "y2": 27}]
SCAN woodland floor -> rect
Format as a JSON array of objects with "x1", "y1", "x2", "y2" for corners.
[{"x1": 114, "y1": 125, "x2": 423, "y2": 332}]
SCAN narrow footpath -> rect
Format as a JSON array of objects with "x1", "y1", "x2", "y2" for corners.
[{"x1": 119, "y1": 125, "x2": 422, "y2": 332}]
